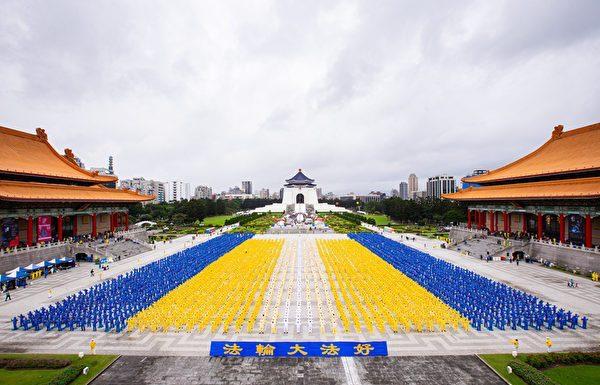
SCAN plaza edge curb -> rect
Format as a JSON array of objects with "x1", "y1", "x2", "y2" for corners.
[
  {"x1": 475, "y1": 354, "x2": 510, "y2": 385},
  {"x1": 84, "y1": 355, "x2": 121, "y2": 385}
]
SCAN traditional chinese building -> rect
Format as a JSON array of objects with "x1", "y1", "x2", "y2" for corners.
[
  {"x1": 0, "y1": 125, "x2": 153, "y2": 249},
  {"x1": 444, "y1": 123, "x2": 600, "y2": 248},
  {"x1": 254, "y1": 169, "x2": 347, "y2": 214}
]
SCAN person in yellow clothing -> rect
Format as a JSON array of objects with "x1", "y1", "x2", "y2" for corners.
[
  {"x1": 90, "y1": 338, "x2": 97, "y2": 355},
  {"x1": 546, "y1": 337, "x2": 552, "y2": 353},
  {"x1": 512, "y1": 338, "x2": 519, "y2": 351}
]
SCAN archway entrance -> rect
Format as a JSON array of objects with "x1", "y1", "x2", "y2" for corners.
[{"x1": 296, "y1": 193, "x2": 304, "y2": 204}]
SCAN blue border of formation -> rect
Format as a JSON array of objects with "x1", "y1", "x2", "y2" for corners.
[{"x1": 210, "y1": 341, "x2": 388, "y2": 357}]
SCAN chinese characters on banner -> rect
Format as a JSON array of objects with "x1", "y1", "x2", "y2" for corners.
[
  {"x1": 37, "y1": 216, "x2": 52, "y2": 242},
  {"x1": 210, "y1": 341, "x2": 387, "y2": 357}
]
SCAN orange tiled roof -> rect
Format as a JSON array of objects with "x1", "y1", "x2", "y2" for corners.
[
  {"x1": 0, "y1": 125, "x2": 117, "y2": 183},
  {"x1": 0, "y1": 180, "x2": 154, "y2": 203},
  {"x1": 443, "y1": 177, "x2": 600, "y2": 201},
  {"x1": 463, "y1": 123, "x2": 600, "y2": 184}
]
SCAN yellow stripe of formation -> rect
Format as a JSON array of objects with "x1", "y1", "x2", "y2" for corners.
[
  {"x1": 127, "y1": 239, "x2": 283, "y2": 333},
  {"x1": 317, "y1": 239, "x2": 467, "y2": 333}
]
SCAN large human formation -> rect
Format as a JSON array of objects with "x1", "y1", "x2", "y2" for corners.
[
  {"x1": 127, "y1": 239, "x2": 283, "y2": 333},
  {"x1": 317, "y1": 239, "x2": 469, "y2": 333},
  {"x1": 349, "y1": 233, "x2": 587, "y2": 331},
  {"x1": 13, "y1": 233, "x2": 252, "y2": 332}
]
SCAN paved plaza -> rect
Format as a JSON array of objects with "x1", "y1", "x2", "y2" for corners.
[
  {"x1": 0, "y1": 233, "x2": 598, "y2": 357},
  {"x1": 90, "y1": 355, "x2": 505, "y2": 385}
]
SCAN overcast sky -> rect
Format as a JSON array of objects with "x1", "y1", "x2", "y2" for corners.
[{"x1": 1, "y1": 1, "x2": 599, "y2": 194}]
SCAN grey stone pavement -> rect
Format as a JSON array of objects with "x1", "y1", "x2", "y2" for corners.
[
  {"x1": 0, "y1": 233, "x2": 597, "y2": 357},
  {"x1": 91, "y1": 355, "x2": 505, "y2": 385}
]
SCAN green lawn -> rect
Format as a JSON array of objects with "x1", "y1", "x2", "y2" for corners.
[
  {"x1": 202, "y1": 215, "x2": 232, "y2": 226},
  {"x1": 366, "y1": 214, "x2": 391, "y2": 226},
  {"x1": 479, "y1": 354, "x2": 528, "y2": 385},
  {"x1": 544, "y1": 364, "x2": 600, "y2": 385},
  {"x1": 0, "y1": 353, "x2": 117, "y2": 385}
]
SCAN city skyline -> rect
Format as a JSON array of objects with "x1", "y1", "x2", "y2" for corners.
[{"x1": 88, "y1": 154, "x2": 448, "y2": 196}]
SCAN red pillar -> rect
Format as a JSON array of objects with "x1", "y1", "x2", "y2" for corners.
[
  {"x1": 92, "y1": 213, "x2": 97, "y2": 238},
  {"x1": 558, "y1": 214, "x2": 565, "y2": 244},
  {"x1": 522, "y1": 213, "x2": 527, "y2": 233},
  {"x1": 26, "y1": 216, "x2": 33, "y2": 246},
  {"x1": 467, "y1": 209, "x2": 471, "y2": 229},
  {"x1": 57, "y1": 215, "x2": 63, "y2": 242},
  {"x1": 481, "y1": 211, "x2": 486, "y2": 230},
  {"x1": 110, "y1": 213, "x2": 115, "y2": 232},
  {"x1": 125, "y1": 213, "x2": 129, "y2": 231},
  {"x1": 475, "y1": 211, "x2": 480, "y2": 229},
  {"x1": 503, "y1": 212, "x2": 509, "y2": 233},
  {"x1": 73, "y1": 215, "x2": 78, "y2": 236},
  {"x1": 585, "y1": 214, "x2": 592, "y2": 248},
  {"x1": 489, "y1": 211, "x2": 494, "y2": 232},
  {"x1": 537, "y1": 213, "x2": 543, "y2": 240}
]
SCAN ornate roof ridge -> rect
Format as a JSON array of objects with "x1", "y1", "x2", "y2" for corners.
[
  {"x1": 0, "y1": 124, "x2": 117, "y2": 183},
  {"x1": 463, "y1": 122, "x2": 600, "y2": 184}
]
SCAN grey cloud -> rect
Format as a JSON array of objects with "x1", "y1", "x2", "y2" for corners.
[{"x1": 1, "y1": 0, "x2": 599, "y2": 194}]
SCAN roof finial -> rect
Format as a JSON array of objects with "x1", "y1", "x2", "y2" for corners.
[
  {"x1": 552, "y1": 125, "x2": 564, "y2": 139},
  {"x1": 36, "y1": 127, "x2": 47, "y2": 141},
  {"x1": 299, "y1": 168, "x2": 302, "y2": 172}
]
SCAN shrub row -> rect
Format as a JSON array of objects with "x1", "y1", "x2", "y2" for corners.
[
  {"x1": 333, "y1": 212, "x2": 376, "y2": 226},
  {"x1": 0, "y1": 357, "x2": 71, "y2": 369},
  {"x1": 508, "y1": 360, "x2": 559, "y2": 385},
  {"x1": 524, "y1": 351, "x2": 600, "y2": 369},
  {"x1": 224, "y1": 212, "x2": 266, "y2": 226},
  {"x1": 46, "y1": 364, "x2": 84, "y2": 385}
]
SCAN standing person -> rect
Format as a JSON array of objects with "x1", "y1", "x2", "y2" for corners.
[
  {"x1": 4, "y1": 286, "x2": 11, "y2": 301},
  {"x1": 90, "y1": 269, "x2": 94, "y2": 277},
  {"x1": 546, "y1": 337, "x2": 552, "y2": 353},
  {"x1": 90, "y1": 338, "x2": 97, "y2": 355}
]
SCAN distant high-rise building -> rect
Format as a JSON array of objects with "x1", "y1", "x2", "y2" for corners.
[
  {"x1": 194, "y1": 185, "x2": 213, "y2": 199},
  {"x1": 408, "y1": 174, "x2": 418, "y2": 199},
  {"x1": 259, "y1": 188, "x2": 270, "y2": 199},
  {"x1": 228, "y1": 186, "x2": 245, "y2": 194},
  {"x1": 398, "y1": 182, "x2": 408, "y2": 200},
  {"x1": 316, "y1": 188, "x2": 323, "y2": 199},
  {"x1": 426, "y1": 175, "x2": 456, "y2": 198},
  {"x1": 166, "y1": 181, "x2": 191, "y2": 202},
  {"x1": 414, "y1": 191, "x2": 427, "y2": 200},
  {"x1": 242, "y1": 181, "x2": 252, "y2": 195},
  {"x1": 462, "y1": 169, "x2": 489, "y2": 189},
  {"x1": 120, "y1": 177, "x2": 165, "y2": 204},
  {"x1": 391, "y1": 189, "x2": 399, "y2": 197},
  {"x1": 108, "y1": 156, "x2": 114, "y2": 175}
]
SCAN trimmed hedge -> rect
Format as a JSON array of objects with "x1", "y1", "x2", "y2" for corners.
[
  {"x1": 46, "y1": 364, "x2": 84, "y2": 385},
  {"x1": 524, "y1": 352, "x2": 600, "y2": 369},
  {"x1": 0, "y1": 357, "x2": 71, "y2": 369},
  {"x1": 224, "y1": 212, "x2": 267, "y2": 226},
  {"x1": 333, "y1": 212, "x2": 376, "y2": 226},
  {"x1": 508, "y1": 360, "x2": 559, "y2": 385}
]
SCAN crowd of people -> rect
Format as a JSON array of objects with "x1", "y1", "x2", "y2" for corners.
[
  {"x1": 12, "y1": 233, "x2": 252, "y2": 333},
  {"x1": 350, "y1": 233, "x2": 587, "y2": 332}
]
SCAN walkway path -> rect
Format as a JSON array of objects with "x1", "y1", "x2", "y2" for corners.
[{"x1": 91, "y1": 355, "x2": 505, "y2": 385}]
